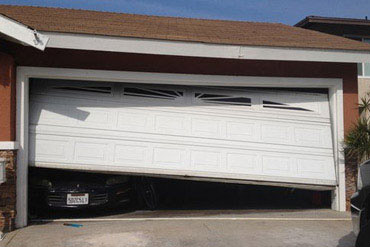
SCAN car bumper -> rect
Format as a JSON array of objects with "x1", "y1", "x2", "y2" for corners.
[{"x1": 30, "y1": 186, "x2": 131, "y2": 209}]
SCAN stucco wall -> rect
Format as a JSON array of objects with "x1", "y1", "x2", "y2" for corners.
[
  {"x1": 0, "y1": 52, "x2": 16, "y2": 141},
  {"x1": 358, "y1": 77, "x2": 370, "y2": 100}
]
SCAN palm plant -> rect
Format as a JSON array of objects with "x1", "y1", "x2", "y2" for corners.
[{"x1": 344, "y1": 93, "x2": 370, "y2": 163}]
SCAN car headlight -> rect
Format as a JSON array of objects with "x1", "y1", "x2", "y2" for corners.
[
  {"x1": 34, "y1": 179, "x2": 52, "y2": 188},
  {"x1": 106, "y1": 176, "x2": 129, "y2": 186}
]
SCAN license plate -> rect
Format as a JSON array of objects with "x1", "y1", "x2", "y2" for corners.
[{"x1": 67, "y1": 193, "x2": 89, "y2": 205}]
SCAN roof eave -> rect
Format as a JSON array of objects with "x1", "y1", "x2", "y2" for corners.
[
  {"x1": 0, "y1": 14, "x2": 49, "y2": 51},
  {"x1": 295, "y1": 16, "x2": 370, "y2": 27},
  {"x1": 42, "y1": 31, "x2": 370, "y2": 63},
  {"x1": 294, "y1": 16, "x2": 312, "y2": 27}
]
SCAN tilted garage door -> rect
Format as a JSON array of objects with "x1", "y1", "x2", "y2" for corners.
[{"x1": 29, "y1": 79, "x2": 337, "y2": 187}]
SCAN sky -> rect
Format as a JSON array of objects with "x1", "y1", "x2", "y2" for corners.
[{"x1": 0, "y1": 0, "x2": 369, "y2": 25}]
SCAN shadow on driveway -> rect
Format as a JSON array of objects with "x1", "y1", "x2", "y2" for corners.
[{"x1": 337, "y1": 231, "x2": 356, "y2": 247}]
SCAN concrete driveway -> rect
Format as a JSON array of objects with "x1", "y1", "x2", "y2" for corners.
[{"x1": 0, "y1": 209, "x2": 356, "y2": 247}]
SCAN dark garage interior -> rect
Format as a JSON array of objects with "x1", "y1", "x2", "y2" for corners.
[{"x1": 28, "y1": 168, "x2": 332, "y2": 220}]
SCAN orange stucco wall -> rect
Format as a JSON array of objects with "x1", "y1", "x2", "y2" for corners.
[
  {"x1": 343, "y1": 71, "x2": 359, "y2": 135},
  {"x1": 0, "y1": 52, "x2": 15, "y2": 141}
]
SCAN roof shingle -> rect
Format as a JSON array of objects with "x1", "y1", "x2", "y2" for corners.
[{"x1": 1, "y1": 4, "x2": 370, "y2": 51}]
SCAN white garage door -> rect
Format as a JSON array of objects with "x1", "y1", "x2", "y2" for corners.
[{"x1": 29, "y1": 79, "x2": 337, "y2": 187}]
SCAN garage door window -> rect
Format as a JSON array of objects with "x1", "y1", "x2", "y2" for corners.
[
  {"x1": 195, "y1": 93, "x2": 252, "y2": 106},
  {"x1": 262, "y1": 100, "x2": 312, "y2": 112},
  {"x1": 123, "y1": 87, "x2": 184, "y2": 100},
  {"x1": 54, "y1": 86, "x2": 112, "y2": 94}
]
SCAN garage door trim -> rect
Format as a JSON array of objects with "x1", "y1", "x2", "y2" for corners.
[{"x1": 16, "y1": 66, "x2": 345, "y2": 228}]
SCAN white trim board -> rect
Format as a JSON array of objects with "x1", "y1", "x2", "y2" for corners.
[
  {"x1": 0, "y1": 14, "x2": 49, "y2": 51},
  {"x1": 15, "y1": 66, "x2": 346, "y2": 228},
  {"x1": 43, "y1": 31, "x2": 370, "y2": 63},
  {"x1": 0, "y1": 142, "x2": 19, "y2": 150}
]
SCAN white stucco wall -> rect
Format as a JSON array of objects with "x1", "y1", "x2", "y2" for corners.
[{"x1": 358, "y1": 78, "x2": 370, "y2": 100}]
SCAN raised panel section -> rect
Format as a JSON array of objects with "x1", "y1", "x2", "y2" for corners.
[
  {"x1": 76, "y1": 109, "x2": 111, "y2": 127},
  {"x1": 261, "y1": 124, "x2": 290, "y2": 142},
  {"x1": 294, "y1": 127, "x2": 332, "y2": 148},
  {"x1": 114, "y1": 145, "x2": 147, "y2": 165},
  {"x1": 227, "y1": 153, "x2": 257, "y2": 172},
  {"x1": 191, "y1": 150, "x2": 220, "y2": 170},
  {"x1": 153, "y1": 147, "x2": 184, "y2": 166},
  {"x1": 31, "y1": 138, "x2": 69, "y2": 161},
  {"x1": 32, "y1": 103, "x2": 72, "y2": 125},
  {"x1": 294, "y1": 128, "x2": 321, "y2": 145},
  {"x1": 117, "y1": 112, "x2": 148, "y2": 128},
  {"x1": 191, "y1": 118, "x2": 221, "y2": 138},
  {"x1": 155, "y1": 115, "x2": 186, "y2": 134},
  {"x1": 75, "y1": 142, "x2": 108, "y2": 163},
  {"x1": 226, "y1": 121, "x2": 256, "y2": 141},
  {"x1": 262, "y1": 156, "x2": 292, "y2": 176},
  {"x1": 297, "y1": 158, "x2": 334, "y2": 179}
]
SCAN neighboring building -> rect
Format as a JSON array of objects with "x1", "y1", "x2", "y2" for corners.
[
  {"x1": 295, "y1": 16, "x2": 370, "y2": 100},
  {"x1": 1, "y1": 5, "x2": 370, "y2": 231}
]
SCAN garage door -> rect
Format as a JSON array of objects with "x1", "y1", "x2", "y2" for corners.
[{"x1": 29, "y1": 79, "x2": 337, "y2": 187}]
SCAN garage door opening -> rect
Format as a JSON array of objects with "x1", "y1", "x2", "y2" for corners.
[
  {"x1": 28, "y1": 168, "x2": 332, "y2": 220},
  {"x1": 27, "y1": 77, "x2": 337, "y2": 220},
  {"x1": 151, "y1": 178, "x2": 331, "y2": 210}
]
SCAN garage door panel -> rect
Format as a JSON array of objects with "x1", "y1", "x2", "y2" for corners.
[
  {"x1": 261, "y1": 124, "x2": 291, "y2": 143},
  {"x1": 226, "y1": 153, "x2": 259, "y2": 172},
  {"x1": 30, "y1": 102, "x2": 74, "y2": 125},
  {"x1": 191, "y1": 149, "x2": 222, "y2": 171},
  {"x1": 30, "y1": 93, "x2": 330, "y2": 124},
  {"x1": 29, "y1": 132, "x2": 336, "y2": 182},
  {"x1": 31, "y1": 139, "x2": 69, "y2": 161},
  {"x1": 191, "y1": 118, "x2": 222, "y2": 137},
  {"x1": 29, "y1": 80, "x2": 337, "y2": 187},
  {"x1": 75, "y1": 108, "x2": 113, "y2": 128},
  {"x1": 193, "y1": 88, "x2": 328, "y2": 119},
  {"x1": 30, "y1": 106, "x2": 332, "y2": 149},
  {"x1": 294, "y1": 127, "x2": 331, "y2": 147},
  {"x1": 155, "y1": 115, "x2": 188, "y2": 134},
  {"x1": 262, "y1": 156, "x2": 292, "y2": 177},
  {"x1": 74, "y1": 142, "x2": 109, "y2": 164},
  {"x1": 29, "y1": 135, "x2": 74, "y2": 163},
  {"x1": 297, "y1": 158, "x2": 332, "y2": 177},
  {"x1": 152, "y1": 147, "x2": 187, "y2": 167},
  {"x1": 117, "y1": 112, "x2": 151, "y2": 130},
  {"x1": 114, "y1": 144, "x2": 148, "y2": 165},
  {"x1": 30, "y1": 125, "x2": 333, "y2": 158},
  {"x1": 33, "y1": 81, "x2": 331, "y2": 122},
  {"x1": 226, "y1": 121, "x2": 256, "y2": 140}
]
